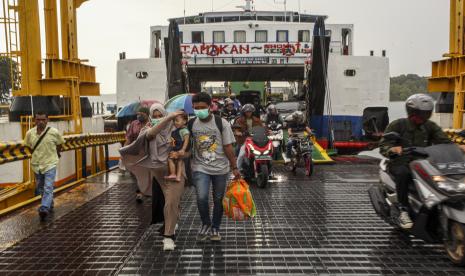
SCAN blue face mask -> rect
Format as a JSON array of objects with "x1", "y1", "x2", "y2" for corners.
[{"x1": 194, "y1": 108, "x2": 210, "y2": 120}]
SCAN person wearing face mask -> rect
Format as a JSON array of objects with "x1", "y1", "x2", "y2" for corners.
[
  {"x1": 380, "y1": 94, "x2": 465, "y2": 229},
  {"x1": 124, "y1": 107, "x2": 150, "y2": 146},
  {"x1": 120, "y1": 104, "x2": 186, "y2": 251},
  {"x1": 188, "y1": 92, "x2": 240, "y2": 242}
]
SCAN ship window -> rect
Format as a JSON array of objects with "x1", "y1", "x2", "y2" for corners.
[
  {"x1": 192, "y1": 31, "x2": 204, "y2": 43},
  {"x1": 223, "y1": 16, "x2": 239, "y2": 22},
  {"x1": 255, "y1": 30, "x2": 268, "y2": 42},
  {"x1": 240, "y1": 15, "x2": 254, "y2": 21},
  {"x1": 234, "y1": 31, "x2": 246, "y2": 43},
  {"x1": 136, "y1": 72, "x2": 148, "y2": 79},
  {"x1": 298, "y1": 30, "x2": 310, "y2": 42},
  {"x1": 179, "y1": 32, "x2": 183, "y2": 43},
  {"x1": 207, "y1": 17, "x2": 223, "y2": 23},
  {"x1": 344, "y1": 69, "x2": 356, "y2": 77},
  {"x1": 257, "y1": 16, "x2": 273, "y2": 21},
  {"x1": 276, "y1": 30, "x2": 288, "y2": 42},
  {"x1": 213, "y1": 31, "x2": 225, "y2": 43}
]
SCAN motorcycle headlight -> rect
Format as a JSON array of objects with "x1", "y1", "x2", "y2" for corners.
[
  {"x1": 432, "y1": 175, "x2": 465, "y2": 193},
  {"x1": 252, "y1": 149, "x2": 262, "y2": 155},
  {"x1": 263, "y1": 150, "x2": 270, "y2": 155}
]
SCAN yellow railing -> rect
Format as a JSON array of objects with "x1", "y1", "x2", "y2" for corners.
[
  {"x1": 0, "y1": 132, "x2": 125, "y2": 215},
  {"x1": 0, "y1": 132, "x2": 125, "y2": 164}
]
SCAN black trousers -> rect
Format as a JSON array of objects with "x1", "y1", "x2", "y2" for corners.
[{"x1": 388, "y1": 164, "x2": 412, "y2": 208}]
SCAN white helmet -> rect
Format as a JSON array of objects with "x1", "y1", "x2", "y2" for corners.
[{"x1": 291, "y1": 111, "x2": 304, "y2": 124}]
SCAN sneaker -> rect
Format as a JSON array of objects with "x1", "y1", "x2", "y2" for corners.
[
  {"x1": 163, "y1": 237, "x2": 176, "y2": 251},
  {"x1": 210, "y1": 228, "x2": 221, "y2": 241},
  {"x1": 136, "y1": 193, "x2": 143, "y2": 204},
  {"x1": 38, "y1": 207, "x2": 48, "y2": 221},
  {"x1": 197, "y1": 225, "x2": 211, "y2": 241},
  {"x1": 398, "y1": 210, "x2": 413, "y2": 229}
]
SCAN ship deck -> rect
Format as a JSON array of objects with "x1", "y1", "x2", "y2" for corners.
[{"x1": 0, "y1": 161, "x2": 464, "y2": 275}]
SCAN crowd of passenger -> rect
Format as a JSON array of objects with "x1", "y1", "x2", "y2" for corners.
[{"x1": 119, "y1": 92, "x2": 308, "y2": 250}]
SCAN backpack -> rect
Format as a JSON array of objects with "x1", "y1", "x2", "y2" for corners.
[{"x1": 184, "y1": 115, "x2": 224, "y2": 186}]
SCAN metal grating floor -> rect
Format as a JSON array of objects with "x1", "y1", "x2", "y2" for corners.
[
  {"x1": 0, "y1": 163, "x2": 465, "y2": 275},
  {"x1": 119, "y1": 164, "x2": 465, "y2": 275}
]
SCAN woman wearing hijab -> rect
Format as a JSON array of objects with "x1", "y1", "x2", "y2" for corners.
[{"x1": 120, "y1": 104, "x2": 185, "y2": 251}]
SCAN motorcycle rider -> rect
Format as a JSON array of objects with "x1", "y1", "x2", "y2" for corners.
[
  {"x1": 221, "y1": 98, "x2": 238, "y2": 120},
  {"x1": 230, "y1": 93, "x2": 242, "y2": 110},
  {"x1": 379, "y1": 94, "x2": 465, "y2": 229},
  {"x1": 235, "y1": 104, "x2": 264, "y2": 171},
  {"x1": 264, "y1": 104, "x2": 283, "y2": 127},
  {"x1": 285, "y1": 111, "x2": 312, "y2": 163}
]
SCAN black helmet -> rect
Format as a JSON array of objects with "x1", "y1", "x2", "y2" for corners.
[{"x1": 405, "y1": 94, "x2": 434, "y2": 120}]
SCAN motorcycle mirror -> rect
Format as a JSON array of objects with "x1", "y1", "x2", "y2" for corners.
[{"x1": 383, "y1": 132, "x2": 402, "y2": 141}]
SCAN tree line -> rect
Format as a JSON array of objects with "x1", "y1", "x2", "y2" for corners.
[{"x1": 390, "y1": 74, "x2": 429, "y2": 101}]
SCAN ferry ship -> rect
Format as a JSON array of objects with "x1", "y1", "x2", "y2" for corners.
[{"x1": 117, "y1": 0, "x2": 390, "y2": 151}]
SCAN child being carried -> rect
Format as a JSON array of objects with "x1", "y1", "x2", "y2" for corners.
[{"x1": 165, "y1": 112, "x2": 190, "y2": 182}]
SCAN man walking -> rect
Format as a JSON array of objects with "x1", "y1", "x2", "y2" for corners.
[
  {"x1": 190, "y1": 93, "x2": 240, "y2": 241},
  {"x1": 25, "y1": 112, "x2": 65, "y2": 220}
]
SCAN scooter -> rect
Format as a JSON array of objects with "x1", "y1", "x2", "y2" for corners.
[
  {"x1": 288, "y1": 132, "x2": 314, "y2": 177},
  {"x1": 241, "y1": 126, "x2": 274, "y2": 188},
  {"x1": 369, "y1": 132, "x2": 465, "y2": 265},
  {"x1": 267, "y1": 122, "x2": 284, "y2": 160}
]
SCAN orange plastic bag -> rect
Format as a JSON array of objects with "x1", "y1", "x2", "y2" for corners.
[{"x1": 223, "y1": 179, "x2": 256, "y2": 221}]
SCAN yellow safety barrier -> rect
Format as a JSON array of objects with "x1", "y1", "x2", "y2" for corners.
[
  {"x1": 0, "y1": 132, "x2": 125, "y2": 165},
  {"x1": 0, "y1": 132, "x2": 125, "y2": 215}
]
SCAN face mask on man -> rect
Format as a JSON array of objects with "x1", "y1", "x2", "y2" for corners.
[{"x1": 194, "y1": 108, "x2": 210, "y2": 120}]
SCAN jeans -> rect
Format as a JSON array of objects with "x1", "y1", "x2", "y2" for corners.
[
  {"x1": 388, "y1": 164, "x2": 412, "y2": 208},
  {"x1": 193, "y1": 171, "x2": 229, "y2": 230},
  {"x1": 35, "y1": 167, "x2": 57, "y2": 212}
]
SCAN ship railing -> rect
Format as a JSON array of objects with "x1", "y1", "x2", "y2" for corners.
[{"x1": 0, "y1": 132, "x2": 125, "y2": 216}]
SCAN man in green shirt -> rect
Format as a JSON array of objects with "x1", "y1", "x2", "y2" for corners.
[{"x1": 24, "y1": 112, "x2": 65, "y2": 220}]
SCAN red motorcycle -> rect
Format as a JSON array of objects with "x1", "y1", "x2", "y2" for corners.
[{"x1": 241, "y1": 126, "x2": 274, "y2": 188}]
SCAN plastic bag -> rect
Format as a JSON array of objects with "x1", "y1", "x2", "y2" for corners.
[{"x1": 223, "y1": 179, "x2": 256, "y2": 221}]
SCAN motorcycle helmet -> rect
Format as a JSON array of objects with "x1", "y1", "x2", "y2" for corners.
[
  {"x1": 291, "y1": 111, "x2": 305, "y2": 124},
  {"x1": 224, "y1": 98, "x2": 234, "y2": 106},
  {"x1": 267, "y1": 104, "x2": 277, "y2": 115},
  {"x1": 405, "y1": 94, "x2": 434, "y2": 121},
  {"x1": 241, "y1": 104, "x2": 256, "y2": 113}
]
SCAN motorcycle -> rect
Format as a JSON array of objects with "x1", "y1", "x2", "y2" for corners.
[
  {"x1": 288, "y1": 132, "x2": 314, "y2": 177},
  {"x1": 369, "y1": 132, "x2": 465, "y2": 265},
  {"x1": 241, "y1": 126, "x2": 274, "y2": 188},
  {"x1": 267, "y1": 122, "x2": 284, "y2": 160}
]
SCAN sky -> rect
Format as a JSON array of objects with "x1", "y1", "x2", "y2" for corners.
[{"x1": 73, "y1": 0, "x2": 449, "y2": 94}]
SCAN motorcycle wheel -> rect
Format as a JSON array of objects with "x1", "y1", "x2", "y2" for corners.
[
  {"x1": 304, "y1": 156, "x2": 314, "y2": 177},
  {"x1": 257, "y1": 164, "x2": 269, "y2": 188},
  {"x1": 445, "y1": 221, "x2": 465, "y2": 266}
]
